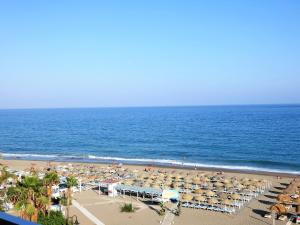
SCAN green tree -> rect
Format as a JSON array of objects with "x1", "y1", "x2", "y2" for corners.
[
  {"x1": 43, "y1": 171, "x2": 59, "y2": 211},
  {"x1": 7, "y1": 176, "x2": 45, "y2": 222},
  {"x1": 0, "y1": 166, "x2": 16, "y2": 211},
  {"x1": 66, "y1": 176, "x2": 78, "y2": 219},
  {"x1": 37, "y1": 211, "x2": 66, "y2": 225},
  {"x1": 0, "y1": 166, "x2": 15, "y2": 184}
]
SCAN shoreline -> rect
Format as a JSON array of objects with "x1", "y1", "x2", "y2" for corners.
[{"x1": 1, "y1": 157, "x2": 299, "y2": 178}]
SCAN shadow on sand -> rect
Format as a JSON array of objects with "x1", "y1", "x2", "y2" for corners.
[{"x1": 258, "y1": 199, "x2": 275, "y2": 206}]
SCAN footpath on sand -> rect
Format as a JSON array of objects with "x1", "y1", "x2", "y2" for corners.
[{"x1": 72, "y1": 199, "x2": 105, "y2": 225}]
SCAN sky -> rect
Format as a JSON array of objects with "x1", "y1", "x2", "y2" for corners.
[{"x1": 0, "y1": 1, "x2": 300, "y2": 109}]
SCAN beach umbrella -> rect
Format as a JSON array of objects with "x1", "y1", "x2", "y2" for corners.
[
  {"x1": 184, "y1": 183, "x2": 192, "y2": 189},
  {"x1": 230, "y1": 193, "x2": 241, "y2": 200},
  {"x1": 194, "y1": 195, "x2": 206, "y2": 202},
  {"x1": 236, "y1": 184, "x2": 244, "y2": 190},
  {"x1": 241, "y1": 178, "x2": 249, "y2": 182},
  {"x1": 225, "y1": 183, "x2": 233, "y2": 189},
  {"x1": 207, "y1": 183, "x2": 214, "y2": 189},
  {"x1": 124, "y1": 180, "x2": 134, "y2": 185},
  {"x1": 223, "y1": 179, "x2": 230, "y2": 184},
  {"x1": 242, "y1": 181, "x2": 251, "y2": 186},
  {"x1": 270, "y1": 203, "x2": 287, "y2": 215},
  {"x1": 208, "y1": 198, "x2": 219, "y2": 205},
  {"x1": 221, "y1": 199, "x2": 232, "y2": 206},
  {"x1": 214, "y1": 186, "x2": 224, "y2": 192},
  {"x1": 170, "y1": 183, "x2": 178, "y2": 189},
  {"x1": 203, "y1": 177, "x2": 210, "y2": 182},
  {"x1": 247, "y1": 185, "x2": 257, "y2": 191},
  {"x1": 185, "y1": 179, "x2": 193, "y2": 184},
  {"x1": 152, "y1": 185, "x2": 161, "y2": 190},
  {"x1": 144, "y1": 182, "x2": 151, "y2": 187},
  {"x1": 218, "y1": 192, "x2": 228, "y2": 200},
  {"x1": 250, "y1": 178, "x2": 259, "y2": 182},
  {"x1": 205, "y1": 190, "x2": 215, "y2": 197},
  {"x1": 194, "y1": 189, "x2": 204, "y2": 194},
  {"x1": 259, "y1": 179, "x2": 267, "y2": 183},
  {"x1": 195, "y1": 179, "x2": 203, "y2": 185},
  {"x1": 192, "y1": 178, "x2": 200, "y2": 184},
  {"x1": 214, "y1": 182, "x2": 223, "y2": 188},
  {"x1": 165, "y1": 181, "x2": 172, "y2": 186},
  {"x1": 175, "y1": 174, "x2": 182, "y2": 179},
  {"x1": 184, "y1": 175, "x2": 193, "y2": 180},
  {"x1": 277, "y1": 194, "x2": 291, "y2": 203},
  {"x1": 182, "y1": 194, "x2": 193, "y2": 201}
]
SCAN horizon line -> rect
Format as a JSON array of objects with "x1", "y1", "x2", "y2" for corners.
[{"x1": 0, "y1": 103, "x2": 299, "y2": 110}]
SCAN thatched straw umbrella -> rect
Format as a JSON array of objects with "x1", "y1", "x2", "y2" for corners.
[
  {"x1": 184, "y1": 183, "x2": 192, "y2": 189},
  {"x1": 247, "y1": 185, "x2": 257, "y2": 191},
  {"x1": 192, "y1": 177, "x2": 200, "y2": 184},
  {"x1": 221, "y1": 199, "x2": 232, "y2": 206},
  {"x1": 194, "y1": 189, "x2": 204, "y2": 194},
  {"x1": 225, "y1": 183, "x2": 234, "y2": 189},
  {"x1": 208, "y1": 198, "x2": 219, "y2": 205},
  {"x1": 218, "y1": 192, "x2": 228, "y2": 200},
  {"x1": 193, "y1": 180, "x2": 202, "y2": 185},
  {"x1": 250, "y1": 178, "x2": 259, "y2": 182},
  {"x1": 214, "y1": 182, "x2": 223, "y2": 188},
  {"x1": 277, "y1": 194, "x2": 292, "y2": 203},
  {"x1": 182, "y1": 194, "x2": 193, "y2": 201},
  {"x1": 170, "y1": 182, "x2": 178, "y2": 189},
  {"x1": 206, "y1": 183, "x2": 214, "y2": 189},
  {"x1": 270, "y1": 203, "x2": 287, "y2": 215},
  {"x1": 203, "y1": 177, "x2": 210, "y2": 182},
  {"x1": 242, "y1": 181, "x2": 251, "y2": 186},
  {"x1": 194, "y1": 195, "x2": 206, "y2": 202},
  {"x1": 235, "y1": 184, "x2": 245, "y2": 190},
  {"x1": 124, "y1": 180, "x2": 134, "y2": 185},
  {"x1": 223, "y1": 179, "x2": 230, "y2": 184},
  {"x1": 152, "y1": 184, "x2": 161, "y2": 189},
  {"x1": 241, "y1": 178, "x2": 249, "y2": 182},
  {"x1": 230, "y1": 193, "x2": 241, "y2": 200},
  {"x1": 205, "y1": 190, "x2": 215, "y2": 197}
]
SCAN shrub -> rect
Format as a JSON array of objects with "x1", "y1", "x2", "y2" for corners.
[
  {"x1": 37, "y1": 211, "x2": 66, "y2": 225},
  {"x1": 120, "y1": 203, "x2": 135, "y2": 213}
]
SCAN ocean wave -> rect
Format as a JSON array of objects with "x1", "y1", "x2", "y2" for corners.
[{"x1": 1, "y1": 152, "x2": 300, "y2": 175}]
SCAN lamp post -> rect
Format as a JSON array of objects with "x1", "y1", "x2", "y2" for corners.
[{"x1": 66, "y1": 215, "x2": 79, "y2": 225}]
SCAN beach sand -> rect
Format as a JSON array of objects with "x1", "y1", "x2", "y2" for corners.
[{"x1": 1, "y1": 159, "x2": 297, "y2": 225}]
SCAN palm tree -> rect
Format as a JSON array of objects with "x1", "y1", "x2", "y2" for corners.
[
  {"x1": 65, "y1": 176, "x2": 78, "y2": 219},
  {"x1": 7, "y1": 176, "x2": 44, "y2": 222},
  {"x1": 43, "y1": 171, "x2": 59, "y2": 211},
  {"x1": 0, "y1": 167, "x2": 16, "y2": 211},
  {"x1": 0, "y1": 166, "x2": 15, "y2": 184},
  {"x1": 36, "y1": 195, "x2": 49, "y2": 216}
]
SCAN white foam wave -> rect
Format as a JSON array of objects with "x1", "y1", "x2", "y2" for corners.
[
  {"x1": 1, "y1": 153, "x2": 59, "y2": 158},
  {"x1": 87, "y1": 155, "x2": 300, "y2": 175},
  {"x1": 1, "y1": 152, "x2": 300, "y2": 175}
]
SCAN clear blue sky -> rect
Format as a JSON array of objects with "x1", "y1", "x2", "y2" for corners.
[{"x1": 0, "y1": 1, "x2": 299, "y2": 109}]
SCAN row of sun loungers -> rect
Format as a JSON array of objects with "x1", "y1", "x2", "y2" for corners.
[{"x1": 182, "y1": 202, "x2": 236, "y2": 214}]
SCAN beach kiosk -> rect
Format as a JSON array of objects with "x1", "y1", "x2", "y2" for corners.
[{"x1": 99, "y1": 179, "x2": 120, "y2": 197}]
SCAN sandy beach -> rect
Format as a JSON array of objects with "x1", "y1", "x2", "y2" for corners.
[{"x1": 1, "y1": 158, "x2": 298, "y2": 225}]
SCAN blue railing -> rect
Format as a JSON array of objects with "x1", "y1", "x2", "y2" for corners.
[{"x1": 0, "y1": 212, "x2": 39, "y2": 225}]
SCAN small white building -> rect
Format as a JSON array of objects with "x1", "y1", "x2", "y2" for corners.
[{"x1": 99, "y1": 179, "x2": 120, "y2": 197}]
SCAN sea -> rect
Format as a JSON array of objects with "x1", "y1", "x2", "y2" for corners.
[{"x1": 0, "y1": 105, "x2": 299, "y2": 174}]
